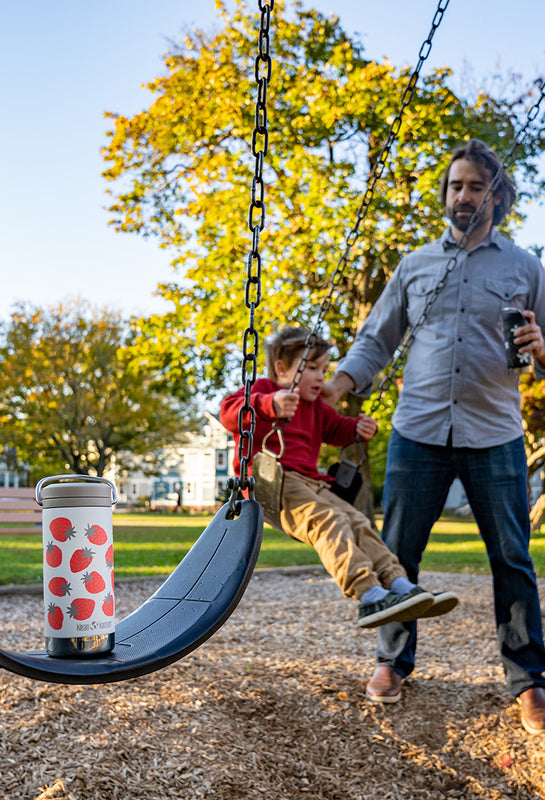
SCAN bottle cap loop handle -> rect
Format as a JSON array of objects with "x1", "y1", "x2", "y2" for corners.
[{"x1": 35, "y1": 474, "x2": 117, "y2": 506}]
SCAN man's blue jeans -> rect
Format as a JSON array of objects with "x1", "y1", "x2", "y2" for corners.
[{"x1": 377, "y1": 429, "x2": 545, "y2": 697}]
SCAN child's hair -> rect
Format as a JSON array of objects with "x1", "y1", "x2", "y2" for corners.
[{"x1": 265, "y1": 326, "x2": 331, "y2": 380}]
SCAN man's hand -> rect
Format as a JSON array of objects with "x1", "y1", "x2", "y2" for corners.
[
  {"x1": 356, "y1": 413, "x2": 378, "y2": 442},
  {"x1": 273, "y1": 388, "x2": 299, "y2": 418},
  {"x1": 515, "y1": 310, "x2": 545, "y2": 364},
  {"x1": 321, "y1": 372, "x2": 356, "y2": 407}
]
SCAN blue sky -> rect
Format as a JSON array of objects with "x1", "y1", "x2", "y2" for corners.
[{"x1": 1, "y1": 0, "x2": 544, "y2": 320}]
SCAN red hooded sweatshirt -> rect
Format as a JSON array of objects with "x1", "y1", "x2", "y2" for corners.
[{"x1": 220, "y1": 378, "x2": 359, "y2": 483}]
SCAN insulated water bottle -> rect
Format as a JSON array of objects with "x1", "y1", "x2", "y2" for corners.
[{"x1": 36, "y1": 475, "x2": 117, "y2": 657}]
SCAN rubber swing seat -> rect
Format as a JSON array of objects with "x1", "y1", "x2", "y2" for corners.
[{"x1": 0, "y1": 499, "x2": 263, "y2": 685}]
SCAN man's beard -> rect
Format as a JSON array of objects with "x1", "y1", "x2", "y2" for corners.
[{"x1": 446, "y1": 204, "x2": 482, "y2": 232}]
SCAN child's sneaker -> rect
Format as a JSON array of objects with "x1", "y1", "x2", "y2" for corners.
[
  {"x1": 358, "y1": 588, "x2": 434, "y2": 629},
  {"x1": 417, "y1": 590, "x2": 459, "y2": 618}
]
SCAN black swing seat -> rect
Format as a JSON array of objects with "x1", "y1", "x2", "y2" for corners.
[{"x1": 0, "y1": 499, "x2": 263, "y2": 685}]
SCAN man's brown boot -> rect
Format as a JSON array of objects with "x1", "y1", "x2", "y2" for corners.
[
  {"x1": 365, "y1": 665, "x2": 403, "y2": 704},
  {"x1": 517, "y1": 687, "x2": 545, "y2": 734}
]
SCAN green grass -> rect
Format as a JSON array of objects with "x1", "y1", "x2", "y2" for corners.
[
  {"x1": 1, "y1": 512, "x2": 544, "y2": 586},
  {"x1": 380, "y1": 516, "x2": 545, "y2": 576},
  {"x1": 0, "y1": 514, "x2": 322, "y2": 586}
]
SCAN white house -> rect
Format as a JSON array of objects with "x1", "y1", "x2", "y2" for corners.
[
  {"x1": 0, "y1": 448, "x2": 30, "y2": 488},
  {"x1": 109, "y1": 412, "x2": 235, "y2": 512}
]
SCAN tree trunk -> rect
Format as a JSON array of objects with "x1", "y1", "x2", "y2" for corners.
[
  {"x1": 530, "y1": 493, "x2": 545, "y2": 532},
  {"x1": 339, "y1": 393, "x2": 376, "y2": 529}
]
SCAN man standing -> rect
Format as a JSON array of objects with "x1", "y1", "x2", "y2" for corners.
[{"x1": 323, "y1": 139, "x2": 545, "y2": 734}]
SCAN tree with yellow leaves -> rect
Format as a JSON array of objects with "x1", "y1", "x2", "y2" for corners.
[
  {"x1": 102, "y1": 1, "x2": 544, "y2": 404},
  {"x1": 0, "y1": 300, "x2": 195, "y2": 480}
]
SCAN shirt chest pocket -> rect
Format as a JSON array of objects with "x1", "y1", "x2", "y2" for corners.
[
  {"x1": 484, "y1": 278, "x2": 528, "y2": 325},
  {"x1": 406, "y1": 279, "x2": 443, "y2": 327}
]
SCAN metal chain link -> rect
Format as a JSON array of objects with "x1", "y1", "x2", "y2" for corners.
[
  {"x1": 289, "y1": 0, "x2": 450, "y2": 392},
  {"x1": 230, "y1": 0, "x2": 274, "y2": 510},
  {"x1": 366, "y1": 76, "x2": 545, "y2": 414}
]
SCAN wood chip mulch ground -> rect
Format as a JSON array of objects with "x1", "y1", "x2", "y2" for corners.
[{"x1": 1, "y1": 568, "x2": 544, "y2": 800}]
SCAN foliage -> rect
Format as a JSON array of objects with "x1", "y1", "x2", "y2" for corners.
[
  {"x1": 102, "y1": 0, "x2": 545, "y2": 408},
  {"x1": 521, "y1": 372, "x2": 545, "y2": 481},
  {"x1": 0, "y1": 300, "x2": 196, "y2": 480}
]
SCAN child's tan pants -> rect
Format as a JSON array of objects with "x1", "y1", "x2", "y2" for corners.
[{"x1": 280, "y1": 471, "x2": 406, "y2": 600}]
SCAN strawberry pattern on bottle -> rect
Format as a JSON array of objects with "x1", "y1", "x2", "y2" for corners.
[{"x1": 39, "y1": 478, "x2": 116, "y2": 658}]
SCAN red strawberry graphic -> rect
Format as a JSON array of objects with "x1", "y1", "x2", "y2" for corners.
[
  {"x1": 48, "y1": 577, "x2": 72, "y2": 597},
  {"x1": 70, "y1": 547, "x2": 95, "y2": 573},
  {"x1": 47, "y1": 603, "x2": 64, "y2": 630},
  {"x1": 111, "y1": 570, "x2": 115, "y2": 592},
  {"x1": 81, "y1": 570, "x2": 106, "y2": 594},
  {"x1": 67, "y1": 598, "x2": 95, "y2": 620},
  {"x1": 102, "y1": 592, "x2": 114, "y2": 617},
  {"x1": 45, "y1": 542, "x2": 63, "y2": 568},
  {"x1": 85, "y1": 523, "x2": 107, "y2": 545},
  {"x1": 105, "y1": 544, "x2": 113, "y2": 569},
  {"x1": 49, "y1": 517, "x2": 76, "y2": 542}
]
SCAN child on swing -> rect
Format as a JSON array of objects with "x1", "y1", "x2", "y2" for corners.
[{"x1": 220, "y1": 326, "x2": 458, "y2": 628}]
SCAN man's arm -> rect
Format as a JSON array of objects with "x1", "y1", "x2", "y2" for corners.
[
  {"x1": 516, "y1": 310, "x2": 545, "y2": 366},
  {"x1": 322, "y1": 261, "x2": 408, "y2": 407},
  {"x1": 517, "y1": 256, "x2": 545, "y2": 375},
  {"x1": 321, "y1": 371, "x2": 356, "y2": 408}
]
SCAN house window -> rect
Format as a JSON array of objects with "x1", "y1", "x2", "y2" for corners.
[
  {"x1": 217, "y1": 451, "x2": 226, "y2": 468},
  {"x1": 185, "y1": 481, "x2": 194, "y2": 497}
]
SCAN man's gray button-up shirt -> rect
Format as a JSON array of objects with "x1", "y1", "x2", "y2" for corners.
[{"x1": 338, "y1": 227, "x2": 545, "y2": 448}]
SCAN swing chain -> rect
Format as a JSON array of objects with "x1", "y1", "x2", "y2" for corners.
[
  {"x1": 367, "y1": 75, "x2": 545, "y2": 413},
  {"x1": 326, "y1": 0, "x2": 451, "y2": 306},
  {"x1": 232, "y1": 0, "x2": 274, "y2": 503},
  {"x1": 289, "y1": 0, "x2": 450, "y2": 393}
]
